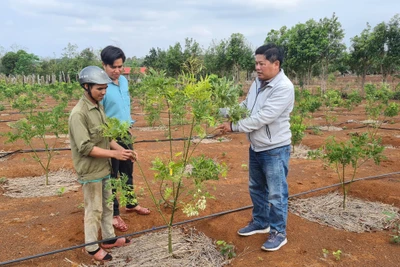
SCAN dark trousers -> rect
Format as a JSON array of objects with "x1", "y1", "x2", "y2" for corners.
[{"x1": 111, "y1": 132, "x2": 137, "y2": 216}]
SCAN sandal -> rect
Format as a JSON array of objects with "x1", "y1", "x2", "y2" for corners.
[
  {"x1": 84, "y1": 247, "x2": 112, "y2": 262},
  {"x1": 125, "y1": 205, "x2": 151, "y2": 215},
  {"x1": 101, "y1": 237, "x2": 132, "y2": 249},
  {"x1": 113, "y1": 216, "x2": 128, "y2": 232}
]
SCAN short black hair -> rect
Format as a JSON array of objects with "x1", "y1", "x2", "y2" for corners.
[
  {"x1": 255, "y1": 44, "x2": 284, "y2": 67},
  {"x1": 101, "y1": 45, "x2": 126, "y2": 65}
]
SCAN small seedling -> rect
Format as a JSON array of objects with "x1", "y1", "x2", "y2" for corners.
[
  {"x1": 384, "y1": 211, "x2": 400, "y2": 244},
  {"x1": 216, "y1": 240, "x2": 236, "y2": 259},
  {"x1": 0, "y1": 177, "x2": 7, "y2": 185},
  {"x1": 311, "y1": 126, "x2": 322, "y2": 135},
  {"x1": 221, "y1": 152, "x2": 227, "y2": 157},
  {"x1": 332, "y1": 250, "x2": 342, "y2": 261},
  {"x1": 241, "y1": 164, "x2": 248, "y2": 171},
  {"x1": 322, "y1": 248, "x2": 329, "y2": 258},
  {"x1": 77, "y1": 203, "x2": 84, "y2": 209},
  {"x1": 137, "y1": 187, "x2": 145, "y2": 197},
  {"x1": 57, "y1": 187, "x2": 66, "y2": 197},
  {"x1": 390, "y1": 221, "x2": 400, "y2": 244}
]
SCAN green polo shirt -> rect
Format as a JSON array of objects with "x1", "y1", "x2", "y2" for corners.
[{"x1": 68, "y1": 96, "x2": 111, "y2": 183}]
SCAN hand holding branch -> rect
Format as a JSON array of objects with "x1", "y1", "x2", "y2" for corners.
[{"x1": 216, "y1": 122, "x2": 232, "y2": 135}]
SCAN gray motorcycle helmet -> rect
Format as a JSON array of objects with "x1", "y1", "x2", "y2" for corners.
[{"x1": 78, "y1": 66, "x2": 111, "y2": 86}]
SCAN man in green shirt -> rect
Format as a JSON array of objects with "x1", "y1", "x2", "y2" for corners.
[{"x1": 69, "y1": 66, "x2": 136, "y2": 262}]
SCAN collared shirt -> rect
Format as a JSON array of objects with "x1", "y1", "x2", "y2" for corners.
[
  {"x1": 68, "y1": 95, "x2": 112, "y2": 183},
  {"x1": 101, "y1": 75, "x2": 135, "y2": 126}
]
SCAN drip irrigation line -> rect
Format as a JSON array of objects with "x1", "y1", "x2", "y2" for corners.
[
  {"x1": 1, "y1": 148, "x2": 72, "y2": 156},
  {"x1": 378, "y1": 127, "x2": 400, "y2": 131},
  {"x1": 289, "y1": 171, "x2": 400, "y2": 198},
  {"x1": 0, "y1": 135, "x2": 219, "y2": 158},
  {"x1": 133, "y1": 134, "x2": 219, "y2": 143},
  {"x1": 0, "y1": 206, "x2": 253, "y2": 266},
  {"x1": 1, "y1": 148, "x2": 71, "y2": 159},
  {"x1": 0, "y1": 109, "x2": 61, "y2": 115},
  {"x1": 0, "y1": 150, "x2": 21, "y2": 159},
  {"x1": 1, "y1": 171, "x2": 399, "y2": 266},
  {"x1": 306, "y1": 124, "x2": 400, "y2": 131}
]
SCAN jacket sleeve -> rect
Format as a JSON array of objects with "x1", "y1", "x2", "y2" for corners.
[
  {"x1": 232, "y1": 82, "x2": 294, "y2": 133},
  {"x1": 69, "y1": 112, "x2": 94, "y2": 156}
]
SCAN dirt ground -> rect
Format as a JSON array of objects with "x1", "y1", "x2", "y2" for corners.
[{"x1": 1, "y1": 77, "x2": 400, "y2": 267}]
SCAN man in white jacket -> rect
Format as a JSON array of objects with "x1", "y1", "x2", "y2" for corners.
[{"x1": 218, "y1": 43, "x2": 294, "y2": 251}]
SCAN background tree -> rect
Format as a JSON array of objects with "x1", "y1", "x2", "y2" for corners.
[
  {"x1": 331, "y1": 50, "x2": 350, "y2": 76},
  {"x1": 286, "y1": 19, "x2": 320, "y2": 86},
  {"x1": 182, "y1": 38, "x2": 204, "y2": 76},
  {"x1": 14, "y1": 50, "x2": 40, "y2": 75},
  {"x1": 183, "y1": 38, "x2": 202, "y2": 60},
  {"x1": 203, "y1": 34, "x2": 253, "y2": 80},
  {"x1": 204, "y1": 39, "x2": 229, "y2": 77},
  {"x1": 1, "y1": 51, "x2": 18, "y2": 75},
  {"x1": 348, "y1": 24, "x2": 377, "y2": 92},
  {"x1": 1, "y1": 50, "x2": 39, "y2": 75},
  {"x1": 386, "y1": 15, "x2": 400, "y2": 79},
  {"x1": 264, "y1": 26, "x2": 290, "y2": 68},
  {"x1": 317, "y1": 13, "x2": 346, "y2": 92},
  {"x1": 375, "y1": 14, "x2": 400, "y2": 83},
  {"x1": 36, "y1": 57, "x2": 58, "y2": 77},
  {"x1": 225, "y1": 33, "x2": 254, "y2": 81},
  {"x1": 165, "y1": 42, "x2": 184, "y2": 77},
  {"x1": 125, "y1": 56, "x2": 143, "y2": 68},
  {"x1": 143, "y1": 47, "x2": 167, "y2": 71}
]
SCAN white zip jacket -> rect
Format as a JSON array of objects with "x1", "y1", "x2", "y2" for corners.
[{"x1": 231, "y1": 69, "x2": 294, "y2": 152}]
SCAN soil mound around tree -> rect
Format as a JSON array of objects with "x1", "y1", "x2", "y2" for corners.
[
  {"x1": 1, "y1": 169, "x2": 80, "y2": 198},
  {"x1": 70, "y1": 228, "x2": 229, "y2": 267},
  {"x1": 289, "y1": 192, "x2": 400, "y2": 233}
]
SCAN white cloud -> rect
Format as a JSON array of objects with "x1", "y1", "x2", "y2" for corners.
[
  {"x1": 2, "y1": 0, "x2": 400, "y2": 59},
  {"x1": 187, "y1": 26, "x2": 213, "y2": 38},
  {"x1": 74, "y1": 19, "x2": 87, "y2": 25},
  {"x1": 10, "y1": 0, "x2": 75, "y2": 16},
  {"x1": 231, "y1": 0, "x2": 301, "y2": 8},
  {"x1": 65, "y1": 24, "x2": 113, "y2": 33}
]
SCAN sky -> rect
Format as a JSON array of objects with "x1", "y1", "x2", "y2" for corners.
[{"x1": 0, "y1": 0, "x2": 399, "y2": 59}]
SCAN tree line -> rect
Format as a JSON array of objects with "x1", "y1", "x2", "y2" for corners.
[{"x1": 0, "y1": 13, "x2": 399, "y2": 89}]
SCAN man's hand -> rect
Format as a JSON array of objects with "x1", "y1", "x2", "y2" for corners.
[
  {"x1": 130, "y1": 151, "x2": 138, "y2": 162},
  {"x1": 113, "y1": 149, "x2": 135, "y2": 161},
  {"x1": 216, "y1": 122, "x2": 232, "y2": 134}
]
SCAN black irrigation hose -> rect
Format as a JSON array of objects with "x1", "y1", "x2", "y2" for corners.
[
  {"x1": 0, "y1": 206, "x2": 252, "y2": 267},
  {"x1": 0, "y1": 148, "x2": 71, "y2": 159},
  {"x1": 0, "y1": 150, "x2": 21, "y2": 159},
  {"x1": 1, "y1": 171, "x2": 399, "y2": 266},
  {"x1": 378, "y1": 127, "x2": 400, "y2": 131},
  {"x1": 289, "y1": 171, "x2": 400, "y2": 198},
  {"x1": 0, "y1": 135, "x2": 219, "y2": 159}
]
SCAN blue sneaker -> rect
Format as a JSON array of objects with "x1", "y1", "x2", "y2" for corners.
[
  {"x1": 261, "y1": 230, "x2": 287, "y2": 251},
  {"x1": 237, "y1": 221, "x2": 270, "y2": 236}
]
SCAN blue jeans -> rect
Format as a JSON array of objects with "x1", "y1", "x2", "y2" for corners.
[{"x1": 248, "y1": 145, "x2": 290, "y2": 235}]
